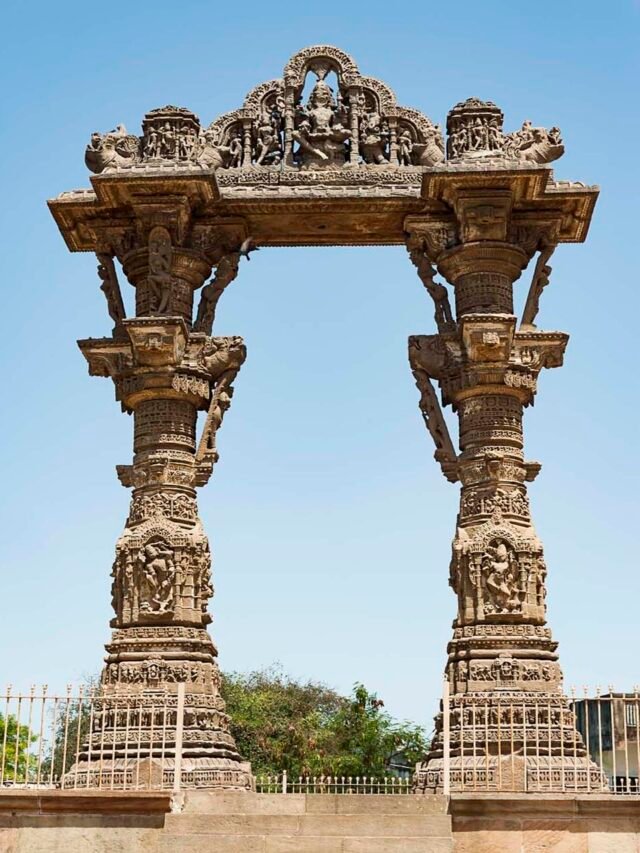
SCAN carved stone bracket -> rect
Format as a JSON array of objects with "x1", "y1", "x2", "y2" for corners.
[
  {"x1": 408, "y1": 336, "x2": 458, "y2": 483},
  {"x1": 521, "y1": 242, "x2": 556, "y2": 329}
]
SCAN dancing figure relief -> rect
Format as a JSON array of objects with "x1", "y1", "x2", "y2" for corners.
[
  {"x1": 138, "y1": 539, "x2": 177, "y2": 615},
  {"x1": 481, "y1": 539, "x2": 521, "y2": 615}
]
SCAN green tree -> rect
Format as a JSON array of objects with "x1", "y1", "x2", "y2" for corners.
[
  {"x1": 0, "y1": 714, "x2": 38, "y2": 782},
  {"x1": 318, "y1": 683, "x2": 427, "y2": 778},
  {"x1": 221, "y1": 667, "x2": 428, "y2": 777},
  {"x1": 221, "y1": 666, "x2": 344, "y2": 776},
  {"x1": 43, "y1": 692, "x2": 94, "y2": 780}
]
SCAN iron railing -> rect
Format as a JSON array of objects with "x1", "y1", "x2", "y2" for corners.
[
  {"x1": 255, "y1": 774, "x2": 413, "y2": 794},
  {"x1": 0, "y1": 684, "x2": 184, "y2": 792},
  {"x1": 1, "y1": 682, "x2": 638, "y2": 795},
  {"x1": 439, "y1": 681, "x2": 640, "y2": 794}
]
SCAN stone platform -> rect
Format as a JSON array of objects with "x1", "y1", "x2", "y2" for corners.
[{"x1": 1, "y1": 791, "x2": 639, "y2": 852}]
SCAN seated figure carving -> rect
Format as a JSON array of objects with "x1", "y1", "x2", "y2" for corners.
[{"x1": 293, "y1": 78, "x2": 351, "y2": 169}]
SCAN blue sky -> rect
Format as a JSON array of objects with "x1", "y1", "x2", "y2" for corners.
[{"x1": 1, "y1": 1, "x2": 638, "y2": 728}]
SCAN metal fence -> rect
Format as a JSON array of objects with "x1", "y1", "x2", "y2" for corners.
[
  {"x1": 440, "y1": 681, "x2": 640, "y2": 795},
  {"x1": 0, "y1": 684, "x2": 184, "y2": 792},
  {"x1": 2, "y1": 683, "x2": 639, "y2": 796},
  {"x1": 255, "y1": 774, "x2": 413, "y2": 794}
]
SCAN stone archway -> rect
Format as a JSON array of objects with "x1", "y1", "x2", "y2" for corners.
[{"x1": 49, "y1": 45, "x2": 599, "y2": 790}]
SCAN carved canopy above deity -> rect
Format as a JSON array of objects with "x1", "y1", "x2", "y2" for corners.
[{"x1": 85, "y1": 45, "x2": 565, "y2": 177}]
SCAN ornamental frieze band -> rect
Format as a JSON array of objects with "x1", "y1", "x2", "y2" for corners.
[{"x1": 48, "y1": 44, "x2": 599, "y2": 791}]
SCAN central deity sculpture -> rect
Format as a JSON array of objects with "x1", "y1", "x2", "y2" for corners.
[{"x1": 293, "y1": 76, "x2": 352, "y2": 168}]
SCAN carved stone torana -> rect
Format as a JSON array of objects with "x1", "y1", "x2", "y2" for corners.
[
  {"x1": 406, "y1": 160, "x2": 600, "y2": 792},
  {"x1": 49, "y1": 45, "x2": 600, "y2": 793}
]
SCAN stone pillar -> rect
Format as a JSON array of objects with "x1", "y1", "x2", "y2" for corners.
[
  {"x1": 72, "y1": 188, "x2": 252, "y2": 789},
  {"x1": 406, "y1": 157, "x2": 602, "y2": 792}
]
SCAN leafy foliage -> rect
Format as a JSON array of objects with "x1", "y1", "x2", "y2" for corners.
[
  {"x1": 42, "y1": 692, "x2": 94, "y2": 780},
  {"x1": 2, "y1": 669, "x2": 428, "y2": 782},
  {"x1": 221, "y1": 667, "x2": 428, "y2": 777},
  {"x1": 0, "y1": 714, "x2": 38, "y2": 782}
]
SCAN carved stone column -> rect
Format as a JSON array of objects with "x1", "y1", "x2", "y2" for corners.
[
  {"x1": 55, "y1": 172, "x2": 252, "y2": 789},
  {"x1": 406, "y1": 121, "x2": 602, "y2": 792}
]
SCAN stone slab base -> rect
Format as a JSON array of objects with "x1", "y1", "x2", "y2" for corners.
[
  {"x1": 450, "y1": 793, "x2": 640, "y2": 852},
  {"x1": 1, "y1": 791, "x2": 639, "y2": 852}
]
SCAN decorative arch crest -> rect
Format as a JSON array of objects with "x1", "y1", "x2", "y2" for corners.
[
  {"x1": 84, "y1": 45, "x2": 566, "y2": 176},
  {"x1": 200, "y1": 45, "x2": 444, "y2": 171},
  {"x1": 283, "y1": 45, "x2": 361, "y2": 87}
]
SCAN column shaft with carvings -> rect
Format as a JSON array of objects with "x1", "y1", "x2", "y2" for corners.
[
  {"x1": 406, "y1": 98, "x2": 601, "y2": 792},
  {"x1": 54, "y1": 138, "x2": 253, "y2": 787}
]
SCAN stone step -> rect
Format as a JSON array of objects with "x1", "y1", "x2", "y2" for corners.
[
  {"x1": 159, "y1": 835, "x2": 454, "y2": 852},
  {"x1": 182, "y1": 792, "x2": 447, "y2": 815},
  {"x1": 165, "y1": 813, "x2": 453, "y2": 838}
]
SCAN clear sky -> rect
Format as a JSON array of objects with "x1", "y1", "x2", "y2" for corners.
[{"x1": 1, "y1": 0, "x2": 638, "y2": 730}]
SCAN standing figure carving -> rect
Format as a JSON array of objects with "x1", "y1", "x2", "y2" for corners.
[
  {"x1": 482, "y1": 539, "x2": 520, "y2": 614},
  {"x1": 255, "y1": 109, "x2": 283, "y2": 165},
  {"x1": 139, "y1": 540, "x2": 176, "y2": 615},
  {"x1": 147, "y1": 227, "x2": 173, "y2": 315},
  {"x1": 359, "y1": 108, "x2": 389, "y2": 164}
]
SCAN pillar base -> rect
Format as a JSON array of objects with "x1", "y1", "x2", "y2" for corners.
[
  {"x1": 415, "y1": 755, "x2": 607, "y2": 794},
  {"x1": 67, "y1": 757, "x2": 253, "y2": 791}
]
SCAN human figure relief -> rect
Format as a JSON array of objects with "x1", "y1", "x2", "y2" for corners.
[
  {"x1": 293, "y1": 77, "x2": 351, "y2": 169},
  {"x1": 138, "y1": 540, "x2": 176, "y2": 614},
  {"x1": 481, "y1": 540, "x2": 521, "y2": 614},
  {"x1": 147, "y1": 227, "x2": 173, "y2": 315},
  {"x1": 398, "y1": 129, "x2": 413, "y2": 166},
  {"x1": 255, "y1": 111, "x2": 283, "y2": 165},
  {"x1": 359, "y1": 109, "x2": 389, "y2": 164},
  {"x1": 228, "y1": 130, "x2": 243, "y2": 167}
]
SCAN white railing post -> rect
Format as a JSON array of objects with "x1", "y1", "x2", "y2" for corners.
[
  {"x1": 282, "y1": 770, "x2": 288, "y2": 794},
  {"x1": 443, "y1": 678, "x2": 451, "y2": 796},
  {"x1": 173, "y1": 682, "x2": 186, "y2": 795}
]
